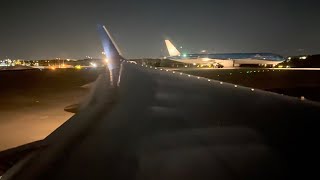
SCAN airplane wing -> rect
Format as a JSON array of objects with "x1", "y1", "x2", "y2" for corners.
[{"x1": 2, "y1": 26, "x2": 319, "y2": 180}]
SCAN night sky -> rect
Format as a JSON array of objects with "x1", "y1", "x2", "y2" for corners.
[{"x1": 1, "y1": 0, "x2": 319, "y2": 59}]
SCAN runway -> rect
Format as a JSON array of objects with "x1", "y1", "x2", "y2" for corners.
[
  {"x1": 1, "y1": 66, "x2": 320, "y2": 152},
  {"x1": 0, "y1": 90, "x2": 82, "y2": 151},
  {"x1": 4, "y1": 62, "x2": 320, "y2": 179},
  {"x1": 177, "y1": 68, "x2": 320, "y2": 101},
  {"x1": 0, "y1": 68, "x2": 102, "y2": 151},
  {"x1": 168, "y1": 67, "x2": 320, "y2": 71},
  {"x1": 0, "y1": 67, "x2": 320, "y2": 151}
]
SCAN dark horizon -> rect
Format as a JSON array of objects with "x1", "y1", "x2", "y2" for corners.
[{"x1": 1, "y1": 0, "x2": 320, "y2": 59}]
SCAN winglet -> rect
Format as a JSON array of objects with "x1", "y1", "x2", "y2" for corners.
[
  {"x1": 165, "y1": 40, "x2": 181, "y2": 57},
  {"x1": 97, "y1": 25, "x2": 123, "y2": 86},
  {"x1": 97, "y1": 25, "x2": 122, "y2": 71}
]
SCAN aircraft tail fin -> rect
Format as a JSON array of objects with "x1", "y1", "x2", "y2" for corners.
[{"x1": 165, "y1": 40, "x2": 181, "y2": 57}]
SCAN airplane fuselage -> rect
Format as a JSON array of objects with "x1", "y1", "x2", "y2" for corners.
[{"x1": 167, "y1": 53, "x2": 285, "y2": 67}]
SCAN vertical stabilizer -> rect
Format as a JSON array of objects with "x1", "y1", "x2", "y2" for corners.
[{"x1": 165, "y1": 40, "x2": 181, "y2": 57}]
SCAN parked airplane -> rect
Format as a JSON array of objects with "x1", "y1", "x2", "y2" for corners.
[{"x1": 165, "y1": 39, "x2": 285, "y2": 68}]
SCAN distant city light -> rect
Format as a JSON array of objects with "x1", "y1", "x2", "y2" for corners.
[
  {"x1": 299, "y1": 56, "x2": 307, "y2": 60},
  {"x1": 90, "y1": 62, "x2": 97, "y2": 68}
]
